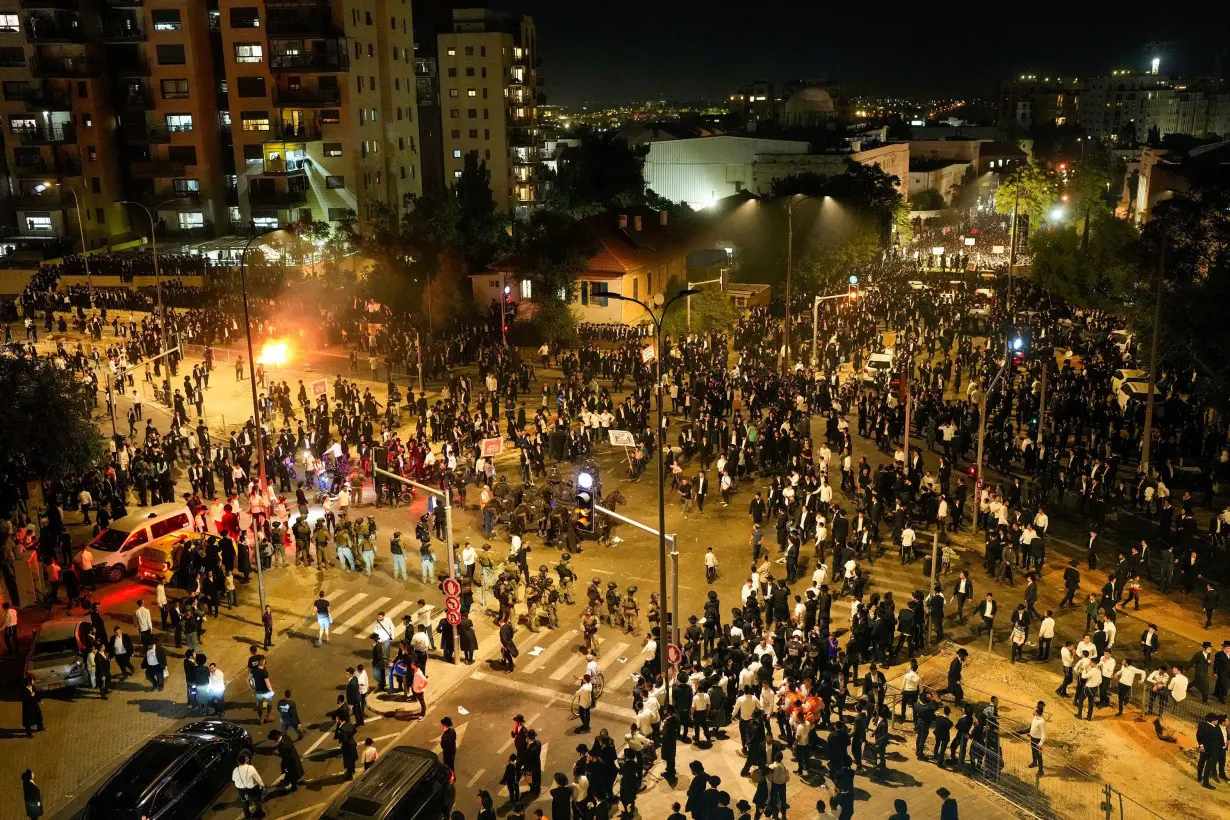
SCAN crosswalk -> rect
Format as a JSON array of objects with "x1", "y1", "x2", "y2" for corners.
[{"x1": 321, "y1": 588, "x2": 648, "y2": 701}]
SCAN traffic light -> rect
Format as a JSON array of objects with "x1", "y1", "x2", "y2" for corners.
[
  {"x1": 848, "y1": 275, "x2": 859, "y2": 303},
  {"x1": 575, "y1": 468, "x2": 598, "y2": 534}
]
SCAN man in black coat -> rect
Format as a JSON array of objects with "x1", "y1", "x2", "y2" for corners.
[
  {"x1": 269, "y1": 730, "x2": 304, "y2": 791},
  {"x1": 660, "y1": 704, "x2": 680, "y2": 780},
  {"x1": 684, "y1": 760, "x2": 708, "y2": 819},
  {"x1": 1196, "y1": 714, "x2": 1224, "y2": 788},
  {"x1": 1060, "y1": 560, "x2": 1081, "y2": 608},
  {"x1": 345, "y1": 667, "x2": 364, "y2": 726}
]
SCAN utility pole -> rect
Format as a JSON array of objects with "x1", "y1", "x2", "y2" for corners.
[
  {"x1": 1140, "y1": 239, "x2": 1165, "y2": 475},
  {"x1": 975, "y1": 340, "x2": 1011, "y2": 502},
  {"x1": 1007, "y1": 185, "x2": 1020, "y2": 312},
  {"x1": 1037, "y1": 358, "x2": 1048, "y2": 448},
  {"x1": 783, "y1": 199, "x2": 794, "y2": 374},
  {"x1": 415, "y1": 329, "x2": 425, "y2": 394}
]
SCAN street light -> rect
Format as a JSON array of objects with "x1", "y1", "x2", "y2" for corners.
[
  {"x1": 779, "y1": 194, "x2": 825, "y2": 373},
  {"x1": 605, "y1": 287, "x2": 697, "y2": 700},
  {"x1": 237, "y1": 227, "x2": 289, "y2": 611},
  {"x1": 38, "y1": 181, "x2": 90, "y2": 300},
  {"x1": 120, "y1": 198, "x2": 188, "y2": 395}
]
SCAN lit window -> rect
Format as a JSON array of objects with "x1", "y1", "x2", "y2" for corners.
[
  {"x1": 165, "y1": 114, "x2": 194, "y2": 132},
  {"x1": 446, "y1": 47, "x2": 456, "y2": 56},
  {"x1": 178, "y1": 212, "x2": 204, "y2": 229},
  {"x1": 152, "y1": 9, "x2": 181, "y2": 30},
  {"x1": 453, "y1": 149, "x2": 461, "y2": 158},
  {"x1": 0, "y1": 14, "x2": 18, "y2": 31},
  {"x1": 453, "y1": 170, "x2": 461, "y2": 179},
  {"x1": 449, "y1": 89, "x2": 458, "y2": 98},
  {"x1": 467, "y1": 88, "x2": 476, "y2": 97},
  {"x1": 234, "y1": 44, "x2": 264, "y2": 64},
  {"x1": 26, "y1": 216, "x2": 53, "y2": 232},
  {"x1": 520, "y1": 279, "x2": 532, "y2": 300},
  {"x1": 253, "y1": 216, "x2": 278, "y2": 229},
  {"x1": 323, "y1": 143, "x2": 342, "y2": 157},
  {"x1": 241, "y1": 111, "x2": 270, "y2": 131}
]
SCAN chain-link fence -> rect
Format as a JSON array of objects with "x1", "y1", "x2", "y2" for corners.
[{"x1": 882, "y1": 681, "x2": 1167, "y2": 820}]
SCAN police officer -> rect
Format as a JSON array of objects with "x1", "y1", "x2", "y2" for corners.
[
  {"x1": 605, "y1": 582, "x2": 622, "y2": 628},
  {"x1": 622, "y1": 586, "x2": 640, "y2": 634},
  {"x1": 555, "y1": 554, "x2": 575, "y2": 605}
]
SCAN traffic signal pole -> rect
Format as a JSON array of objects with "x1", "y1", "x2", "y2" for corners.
[
  {"x1": 594, "y1": 502, "x2": 679, "y2": 663},
  {"x1": 809, "y1": 286, "x2": 858, "y2": 369},
  {"x1": 375, "y1": 466, "x2": 459, "y2": 663}
]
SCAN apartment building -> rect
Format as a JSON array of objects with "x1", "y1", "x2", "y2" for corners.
[
  {"x1": 435, "y1": 8, "x2": 541, "y2": 219},
  {"x1": 0, "y1": 0, "x2": 132, "y2": 250},
  {"x1": 217, "y1": 0, "x2": 422, "y2": 232}
]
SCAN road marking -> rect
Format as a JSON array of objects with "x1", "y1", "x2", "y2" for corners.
[
  {"x1": 465, "y1": 767, "x2": 487, "y2": 787},
  {"x1": 334, "y1": 596, "x2": 392, "y2": 635},
  {"x1": 498, "y1": 707, "x2": 548, "y2": 754},
  {"x1": 548, "y1": 647, "x2": 587, "y2": 681},
  {"x1": 597, "y1": 642, "x2": 631, "y2": 675},
  {"x1": 268, "y1": 803, "x2": 327, "y2": 820},
  {"x1": 383, "y1": 600, "x2": 414, "y2": 637},
  {"x1": 303, "y1": 731, "x2": 333, "y2": 757},
  {"x1": 527, "y1": 630, "x2": 578, "y2": 673},
  {"x1": 323, "y1": 592, "x2": 369, "y2": 622},
  {"x1": 471, "y1": 671, "x2": 637, "y2": 720}
]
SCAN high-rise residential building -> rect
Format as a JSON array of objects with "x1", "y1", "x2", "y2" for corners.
[
  {"x1": 217, "y1": 0, "x2": 422, "y2": 231},
  {"x1": 0, "y1": 0, "x2": 135, "y2": 251},
  {"x1": 0, "y1": 0, "x2": 422, "y2": 257},
  {"x1": 1078, "y1": 70, "x2": 1174, "y2": 142},
  {"x1": 997, "y1": 75, "x2": 1080, "y2": 131},
  {"x1": 433, "y1": 8, "x2": 541, "y2": 220}
]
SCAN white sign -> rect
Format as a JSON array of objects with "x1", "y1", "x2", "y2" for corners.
[
  {"x1": 992, "y1": 245, "x2": 1005, "y2": 255},
  {"x1": 932, "y1": 247, "x2": 946, "y2": 257},
  {"x1": 641, "y1": 345, "x2": 656, "y2": 364},
  {"x1": 964, "y1": 237, "x2": 976, "y2": 246},
  {"x1": 480, "y1": 437, "x2": 503, "y2": 458},
  {"x1": 608, "y1": 429, "x2": 636, "y2": 448}
]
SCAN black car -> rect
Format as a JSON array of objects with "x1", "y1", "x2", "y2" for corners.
[
  {"x1": 84, "y1": 721, "x2": 252, "y2": 819},
  {"x1": 322, "y1": 746, "x2": 455, "y2": 820}
]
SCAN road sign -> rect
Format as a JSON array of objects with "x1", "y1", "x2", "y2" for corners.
[
  {"x1": 641, "y1": 345, "x2": 656, "y2": 364},
  {"x1": 444, "y1": 595, "x2": 461, "y2": 613},
  {"x1": 310, "y1": 377, "x2": 328, "y2": 397},
  {"x1": 608, "y1": 429, "x2": 636, "y2": 448},
  {"x1": 480, "y1": 437, "x2": 503, "y2": 458},
  {"x1": 442, "y1": 578, "x2": 461, "y2": 597},
  {"x1": 446, "y1": 610, "x2": 462, "y2": 625},
  {"x1": 666, "y1": 643, "x2": 682, "y2": 665}
]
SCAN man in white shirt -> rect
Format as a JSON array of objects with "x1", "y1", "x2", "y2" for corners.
[
  {"x1": 575, "y1": 674, "x2": 594, "y2": 732},
  {"x1": 1166, "y1": 666, "x2": 1189, "y2": 718},
  {"x1": 460, "y1": 542, "x2": 477, "y2": 578},
  {"x1": 1056, "y1": 641, "x2": 1076, "y2": 697},
  {"x1": 1079, "y1": 662, "x2": 1102, "y2": 720},
  {"x1": 1114, "y1": 659, "x2": 1143, "y2": 716},
  {"x1": 1097, "y1": 652, "x2": 1117, "y2": 706},
  {"x1": 1036, "y1": 611, "x2": 1056, "y2": 661},
  {"x1": 134, "y1": 600, "x2": 154, "y2": 645},
  {"x1": 900, "y1": 661, "x2": 922, "y2": 721},
  {"x1": 1028, "y1": 701, "x2": 1047, "y2": 774},
  {"x1": 1101, "y1": 616, "x2": 1117, "y2": 649},
  {"x1": 232, "y1": 749, "x2": 265, "y2": 817}
]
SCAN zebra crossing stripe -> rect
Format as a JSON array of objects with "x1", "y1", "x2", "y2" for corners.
[
  {"x1": 334, "y1": 596, "x2": 392, "y2": 634},
  {"x1": 323, "y1": 591, "x2": 369, "y2": 621}
]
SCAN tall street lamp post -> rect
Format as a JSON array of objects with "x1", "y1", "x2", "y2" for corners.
[
  {"x1": 606, "y1": 288, "x2": 697, "y2": 698},
  {"x1": 781, "y1": 194, "x2": 821, "y2": 374},
  {"x1": 120, "y1": 199, "x2": 183, "y2": 396},
  {"x1": 40, "y1": 181, "x2": 90, "y2": 300},
  {"x1": 235, "y1": 228, "x2": 287, "y2": 611}
]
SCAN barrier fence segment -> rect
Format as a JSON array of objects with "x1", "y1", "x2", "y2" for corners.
[{"x1": 882, "y1": 682, "x2": 1166, "y2": 820}]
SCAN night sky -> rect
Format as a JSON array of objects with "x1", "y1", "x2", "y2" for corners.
[{"x1": 477, "y1": 0, "x2": 1229, "y2": 107}]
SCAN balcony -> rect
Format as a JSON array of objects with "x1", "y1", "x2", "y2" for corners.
[
  {"x1": 121, "y1": 124, "x2": 171, "y2": 143},
  {"x1": 15, "y1": 190, "x2": 67, "y2": 210},
  {"x1": 102, "y1": 22, "x2": 146, "y2": 42},
  {"x1": 110, "y1": 54, "x2": 151, "y2": 76},
  {"x1": 274, "y1": 86, "x2": 342, "y2": 107},
  {"x1": 266, "y1": 13, "x2": 343, "y2": 38},
  {"x1": 138, "y1": 190, "x2": 201, "y2": 209},
  {"x1": 8, "y1": 86, "x2": 73, "y2": 111},
  {"x1": 15, "y1": 124, "x2": 75, "y2": 144},
  {"x1": 270, "y1": 50, "x2": 349, "y2": 74},
  {"x1": 130, "y1": 161, "x2": 185, "y2": 177},
  {"x1": 263, "y1": 120, "x2": 322, "y2": 141},
  {"x1": 248, "y1": 187, "x2": 307, "y2": 207},
  {"x1": 256, "y1": 157, "x2": 310, "y2": 175},
  {"x1": 118, "y1": 88, "x2": 155, "y2": 110},
  {"x1": 24, "y1": 20, "x2": 86, "y2": 43},
  {"x1": 30, "y1": 55, "x2": 99, "y2": 78},
  {"x1": 19, "y1": 0, "x2": 80, "y2": 9},
  {"x1": 12, "y1": 156, "x2": 80, "y2": 178}
]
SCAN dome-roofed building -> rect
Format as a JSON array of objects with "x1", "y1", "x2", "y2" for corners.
[{"x1": 782, "y1": 87, "x2": 836, "y2": 127}]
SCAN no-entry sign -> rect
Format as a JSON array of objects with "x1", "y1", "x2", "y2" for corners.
[
  {"x1": 480, "y1": 437, "x2": 503, "y2": 458},
  {"x1": 666, "y1": 643, "x2": 682, "y2": 665},
  {"x1": 442, "y1": 578, "x2": 461, "y2": 597}
]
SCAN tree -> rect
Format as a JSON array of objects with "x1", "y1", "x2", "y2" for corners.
[
  {"x1": 662, "y1": 277, "x2": 738, "y2": 336},
  {"x1": 550, "y1": 129, "x2": 650, "y2": 218},
  {"x1": 908, "y1": 189, "x2": 946, "y2": 210},
  {"x1": 510, "y1": 210, "x2": 597, "y2": 305},
  {"x1": 1067, "y1": 161, "x2": 1112, "y2": 249},
  {"x1": 452, "y1": 154, "x2": 510, "y2": 272},
  {"x1": 0, "y1": 357, "x2": 103, "y2": 495},
  {"x1": 1030, "y1": 212, "x2": 1138, "y2": 309},
  {"x1": 1141, "y1": 184, "x2": 1230, "y2": 410},
  {"x1": 284, "y1": 217, "x2": 335, "y2": 279},
  {"x1": 994, "y1": 162, "x2": 1058, "y2": 236}
]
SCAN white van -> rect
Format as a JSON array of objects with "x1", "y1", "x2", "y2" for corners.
[{"x1": 81, "y1": 503, "x2": 196, "y2": 583}]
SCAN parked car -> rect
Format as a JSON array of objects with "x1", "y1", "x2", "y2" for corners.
[
  {"x1": 862, "y1": 351, "x2": 895, "y2": 384},
  {"x1": 84, "y1": 721, "x2": 251, "y2": 820},
  {"x1": 1111, "y1": 368, "x2": 1148, "y2": 394},
  {"x1": 138, "y1": 531, "x2": 219, "y2": 584},
  {"x1": 321, "y1": 746, "x2": 455, "y2": 820},
  {"x1": 25, "y1": 618, "x2": 90, "y2": 691},
  {"x1": 80, "y1": 502, "x2": 195, "y2": 583}
]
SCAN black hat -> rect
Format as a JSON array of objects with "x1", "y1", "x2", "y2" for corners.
[{"x1": 1203, "y1": 641, "x2": 1213, "y2": 649}]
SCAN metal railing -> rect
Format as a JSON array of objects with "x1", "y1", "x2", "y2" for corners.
[{"x1": 883, "y1": 680, "x2": 1166, "y2": 820}]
